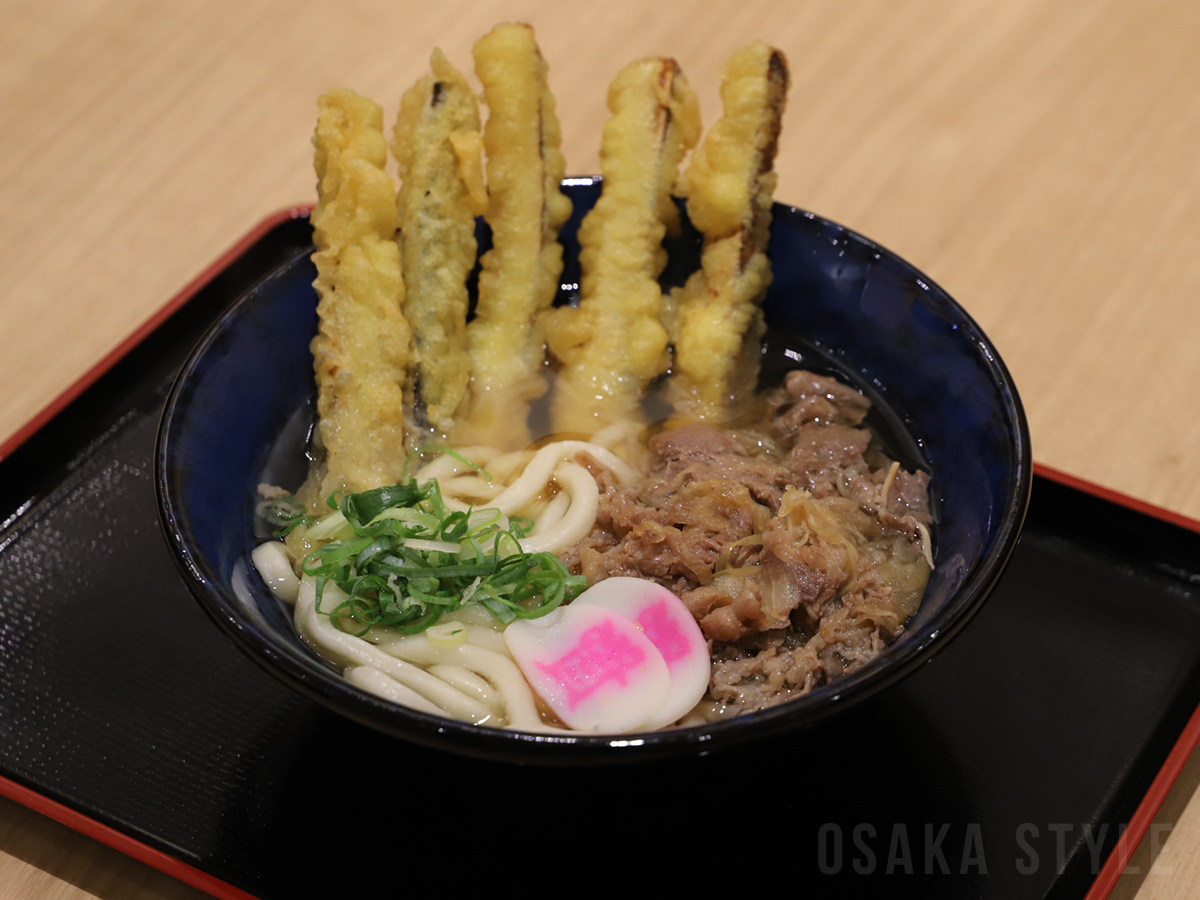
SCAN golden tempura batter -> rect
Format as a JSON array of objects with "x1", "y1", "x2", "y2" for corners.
[
  {"x1": 461, "y1": 23, "x2": 572, "y2": 448},
  {"x1": 670, "y1": 42, "x2": 789, "y2": 424},
  {"x1": 546, "y1": 57, "x2": 701, "y2": 433},
  {"x1": 306, "y1": 89, "x2": 411, "y2": 509},
  {"x1": 392, "y1": 49, "x2": 486, "y2": 441}
]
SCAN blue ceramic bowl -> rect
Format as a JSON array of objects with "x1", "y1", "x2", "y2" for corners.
[{"x1": 156, "y1": 179, "x2": 1030, "y2": 763}]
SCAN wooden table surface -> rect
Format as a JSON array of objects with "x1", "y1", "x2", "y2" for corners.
[{"x1": 2, "y1": 0, "x2": 1199, "y2": 896}]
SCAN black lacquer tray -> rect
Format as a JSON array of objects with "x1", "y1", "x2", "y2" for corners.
[{"x1": 1, "y1": 211, "x2": 1197, "y2": 899}]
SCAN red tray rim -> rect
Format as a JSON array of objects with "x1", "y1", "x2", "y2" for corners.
[{"x1": 0, "y1": 208, "x2": 1195, "y2": 900}]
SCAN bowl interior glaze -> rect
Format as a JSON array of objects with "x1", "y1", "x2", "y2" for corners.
[{"x1": 156, "y1": 179, "x2": 1031, "y2": 763}]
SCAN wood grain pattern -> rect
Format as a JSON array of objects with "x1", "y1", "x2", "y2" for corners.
[{"x1": 1, "y1": 0, "x2": 1198, "y2": 895}]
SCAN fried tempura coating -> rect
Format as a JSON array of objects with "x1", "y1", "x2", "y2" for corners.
[
  {"x1": 305, "y1": 88, "x2": 411, "y2": 509},
  {"x1": 545, "y1": 58, "x2": 701, "y2": 433},
  {"x1": 669, "y1": 42, "x2": 789, "y2": 424},
  {"x1": 392, "y1": 49, "x2": 484, "y2": 441},
  {"x1": 461, "y1": 23, "x2": 572, "y2": 448}
]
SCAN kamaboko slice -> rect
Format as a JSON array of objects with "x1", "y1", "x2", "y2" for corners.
[
  {"x1": 504, "y1": 604, "x2": 669, "y2": 733},
  {"x1": 573, "y1": 577, "x2": 710, "y2": 729}
]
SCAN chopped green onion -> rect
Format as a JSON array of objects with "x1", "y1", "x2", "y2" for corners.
[
  {"x1": 508, "y1": 515, "x2": 536, "y2": 538},
  {"x1": 302, "y1": 477, "x2": 584, "y2": 635},
  {"x1": 255, "y1": 494, "x2": 314, "y2": 537},
  {"x1": 305, "y1": 510, "x2": 352, "y2": 541}
]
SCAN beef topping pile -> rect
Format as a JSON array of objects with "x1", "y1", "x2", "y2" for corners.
[{"x1": 561, "y1": 370, "x2": 933, "y2": 719}]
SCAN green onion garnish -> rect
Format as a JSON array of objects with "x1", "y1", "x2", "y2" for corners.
[
  {"x1": 255, "y1": 494, "x2": 315, "y2": 537},
  {"x1": 300, "y1": 478, "x2": 584, "y2": 635}
]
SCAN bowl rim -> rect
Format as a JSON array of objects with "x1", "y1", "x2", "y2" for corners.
[{"x1": 155, "y1": 183, "x2": 1032, "y2": 764}]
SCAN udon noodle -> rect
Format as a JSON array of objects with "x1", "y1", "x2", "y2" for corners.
[{"x1": 254, "y1": 432, "x2": 644, "y2": 731}]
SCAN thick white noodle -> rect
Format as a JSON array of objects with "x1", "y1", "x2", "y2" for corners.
[
  {"x1": 462, "y1": 624, "x2": 511, "y2": 655},
  {"x1": 295, "y1": 577, "x2": 493, "y2": 723},
  {"x1": 427, "y1": 664, "x2": 504, "y2": 714},
  {"x1": 251, "y1": 541, "x2": 300, "y2": 603},
  {"x1": 483, "y1": 441, "x2": 637, "y2": 515},
  {"x1": 481, "y1": 449, "x2": 536, "y2": 483},
  {"x1": 431, "y1": 609, "x2": 512, "y2": 654},
  {"x1": 370, "y1": 633, "x2": 546, "y2": 730},
  {"x1": 529, "y1": 490, "x2": 570, "y2": 536},
  {"x1": 517, "y1": 462, "x2": 599, "y2": 554},
  {"x1": 590, "y1": 419, "x2": 640, "y2": 449},
  {"x1": 438, "y1": 476, "x2": 502, "y2": 500},
  {"x1": 425, "y1": 439, "x2": 630, "y2": 550},
  {"x1": 345, "y1": 665, "x2": 445, "y2": 715},
  {"x1": 413, "y1": 446, "x2": 498, "y2": 483},
  {"x1": 447, "y1": 606, "x2": 495, "y2": 625}
]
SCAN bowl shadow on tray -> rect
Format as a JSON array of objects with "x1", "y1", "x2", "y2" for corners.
[
  {"x1": 213, "y1": 688, "x2": 984, "y2": 895},
  {"x1": 156, "y1": 178, "x2": 1030, "y2": 763}
]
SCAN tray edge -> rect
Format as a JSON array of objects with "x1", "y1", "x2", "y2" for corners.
[
  {"x1": 0, "y1": 205, "x2": 313, "y2": 464},
  {"x1": 0, "y1": 773, "x2": 259, "y2": 900}
]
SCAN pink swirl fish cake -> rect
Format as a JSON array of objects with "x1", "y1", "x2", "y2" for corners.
[
  {"x1": 504, "y1": 604, "x2": 670, "y2": 733},
  {"x1": 573, "y1": 577, "x2": 710, "y2": 728}
]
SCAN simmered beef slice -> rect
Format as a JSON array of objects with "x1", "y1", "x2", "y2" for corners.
[
  {"x1": 785, "y1": 422, "x2": 871, "y2": 498},
  {"x1": 598, "y1": 520, "x2": 724, "y2": 589},
  {"x1": 707, "y1": 607, "x2": 887, "y2": 716},
  {"x1": 884, "y1": 467, "x2": 933, "y2": 525},
  {"x1": 681, "y1": 579, "x2": 769, "y2": 643},
  {"x1": 596, "y1": 480, "x2": 663, "y2": 534},
  {"x1": 567, "y1": 425, "x2": 789, "y2": 594},
  {"x1": 759, "y1": 515, "x2": 855, "y2": 624},
  {"x1": 663, "y1": 480, "x2": 769, "y2": 539},
  {"x1": 678, "y1": 497, "x2": 857, "y2": 644},
  {"x1": 769, "y1": 369, "x2": 871, "y2": 436},
  {"x1": 709, "y1": 634, "x2": 825, "y2": 711},
  {"x1": 647, "y1": 423, "x2": 743, "y2": 473},
  {"x1": 646, "y1": 423, "x2": 792, "y2": 512}
]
